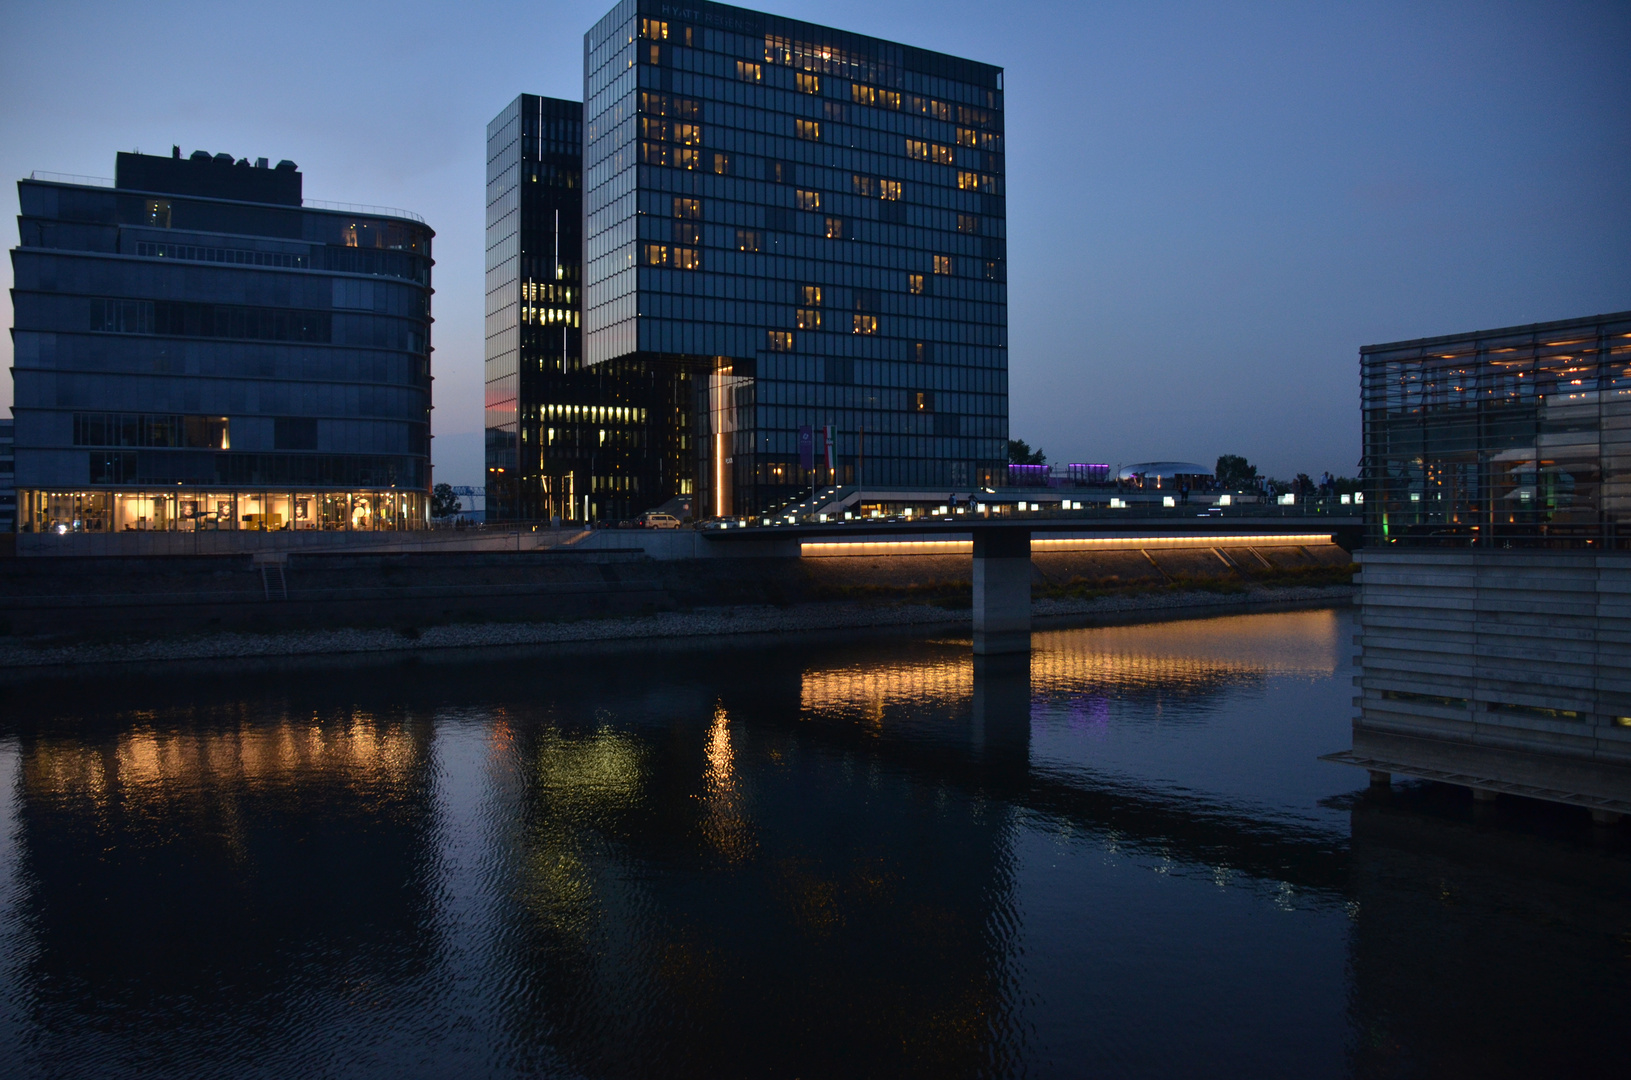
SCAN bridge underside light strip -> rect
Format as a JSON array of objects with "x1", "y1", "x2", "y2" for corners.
[{"x1": 802, "y1": 534, "x2": 1334, "y2": 557}]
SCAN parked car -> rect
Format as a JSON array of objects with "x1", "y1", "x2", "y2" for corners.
[{"x1": 642, "y1": 512, "x2": 682, "y2": 529}]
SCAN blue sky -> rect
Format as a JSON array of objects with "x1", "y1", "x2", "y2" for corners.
[{"x1": 3, "y1": 0, "x2": 1627, "y2": 484}]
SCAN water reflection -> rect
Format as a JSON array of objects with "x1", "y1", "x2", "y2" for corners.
[{"x1": 0, "y1": 609, "x2": 1624, "y2": 1078}]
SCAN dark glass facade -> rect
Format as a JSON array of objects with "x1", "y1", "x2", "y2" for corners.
[
  {"x1": 485, "y1": 95, "x2": 692, "y2": 523},
  {"x1": 1361, "y1": 310, "x2": 1631, "y2": 548},
  {"x1": 583, "y1": 0, "x2": 1009, "y2": 517},
  {"x1": 10, "y1": 150, "x2": 435, "y2": 533}
]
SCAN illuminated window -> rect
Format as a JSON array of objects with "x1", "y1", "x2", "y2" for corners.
[
  {"x1": 673, "y1": 247, "x2": 701, "y2": 270},
  {"x1": 878, "y1": 89, "x2": 901, "y2": 109},
  {"x1": 931, "y1": 144, "x2": 953, "y2": 164},
  {"x1": 852, "y1": 314, "x2": 878, "y2": 335},
  {"x1": 797, "y1": 308, "x2": 822, "y2": 330},
  {"x1": 980, "y1": 173, "x2": 998, "y2": 194},
  {"x1": 933, "y1": 255, "x2": 952, "y2": 275},
  {"x1": 913, "y1": 342, "x2": 928, "y2": 362},
  {"x1": 767, "y1": 331, "x2": 793, "y2": 352},
  {"x1": 797, "y1": 73, "x2": 820, "y2": 94},
  {"x1": 712, "y1": 153, "x2": 731, "y2": 175},
  {"x1": 824, "y1": 217, "x2": 844, "y2": 239},
  {"x1": 801, "y1": 285, "x2": 822, "y2": 306},
  {"x1": 735, "y1": 229, "x2": 761, "y2": 252},
  {"x1": 852, "y1": 84, "x2": 875, "y2": 105},
  {"x1": 915, "y1": 391, "x2": 934, "y2": 412},
  {"x1": 980, "y1": 132, "x2": 1002, "y2": 151},
  {"x1": 957, "y1": 214, "x2": 980, "y2": 234},
  {"x1": 795, "y1": 188, "x2": 821, "y2": 211},
  {"x1": 640, "y1": 92, "x2": 699, "y2": 118},
  {"x1": 674, "y1": 147, "x2": 700, "y2": 169},
  {"x1": 906, "y1": 139, "x2": 928, "y2": 160},
  {"x1": 958, "y1": 170, "x2": 980, "y2": 191},
  {"x1": 736, "y1": 60, "x2": 762, "y2": 81},
  {"x1": 674, "y1": 123, "x2": 701, "y2": 145},
  {"x1": 851, "y1": 175, "x2": 873, "y2": 197},
  {"x1": 640, "y1": 18, "x2": 667, "y2": 39},
  {"x1": 643, "y1": 244, "x2": 669, "y2": 266},
  {"x1": 907, "y1": 273, "x2": 925, "y2": 295},
  {"x1": 796, "y1": 119, "x2": 821, "y2": 141},
  {"x1": 984, "y1": 261, "x2": 1001, "y2": 281},
  {"x1": 674, "y1": 197, "x2": 701, "y2": 219},
  {"x1": 957, "y1": 127, "x2": 978, "y2": 147},
  {"x1": 879, "y1": 179, "x2": 901, "y2": 200},
  {"x1": 649, "y1": 44, "x2": 661, "y2": 65}
]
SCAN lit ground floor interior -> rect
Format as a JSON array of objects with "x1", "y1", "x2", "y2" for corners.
[{"x1": 16, "y1": 488, "x2": 428, "y2": 533}]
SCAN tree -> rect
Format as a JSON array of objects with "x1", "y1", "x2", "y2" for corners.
[
  {"x1": 1008, "y1": 439, "x2": 1047, "y2": 466},
  {"x1": 1214, "y1": 454, "x2": 1258, "y2": 489},
  {"x1": 431, "y1": 482, "x2": 462, "y2": 518}
]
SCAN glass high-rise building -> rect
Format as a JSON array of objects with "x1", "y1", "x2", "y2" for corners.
[
  {"x1": 10, "y1": 149, "x2": 434, "y2": 534},
  {"x1": 485, "y1": 94, "x2": 693, "y2": 523},
  {"x1": 581, "y1": 0, "x2": 1009, "y2": 517}
]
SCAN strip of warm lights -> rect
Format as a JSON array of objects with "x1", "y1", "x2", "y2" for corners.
[{"x1": 801, "y1": 534, "x2": 1334, "y2": 557}]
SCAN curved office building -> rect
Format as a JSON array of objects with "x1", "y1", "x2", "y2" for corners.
[{"x1": 10, "y1": 149, "x2": 433, "y2": 534}]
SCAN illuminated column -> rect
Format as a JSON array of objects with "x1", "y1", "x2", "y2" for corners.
[{"x1": 972, "y1": 527, "x2": 1032, "y2": 655}]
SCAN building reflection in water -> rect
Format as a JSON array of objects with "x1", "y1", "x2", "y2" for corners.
[
  {"x1": 0, "y1": 607, "x2": 1624, "y2": 1077},
  {"x1": 4, "y1": 701, "x2": 437, "y2": 1076}
]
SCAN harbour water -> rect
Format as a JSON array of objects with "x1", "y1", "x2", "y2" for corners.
[{"x1": 0, "y1": 608, "x2": 1626, "y2": 1078}]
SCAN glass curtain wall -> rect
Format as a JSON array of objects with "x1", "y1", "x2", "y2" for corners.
[
  {"x1": 1361, "y1": 312, "x2": 1631, "y2": 548},
  {"x1": 583, "y1": 0, "x2": 1009, "y2": 517}
]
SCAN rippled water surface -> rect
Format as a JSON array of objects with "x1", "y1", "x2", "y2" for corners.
[{"x1": 1, "y1": 608, "x2": 1627, "y2": 1078}]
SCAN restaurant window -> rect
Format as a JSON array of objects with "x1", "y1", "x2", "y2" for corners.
[
  {"x1": 795, "y1": 189, "x2": 821, "y2": 211},
  {"x1": 797, "y1": 73, "x2": 820, "y2": 94},
  {"x1": 736, "y1": 60, "x2": 762, "y2": 81},
  {"x1": 933, "y1": 255, "x2": 952, "y2": 275},
  {"x1": 767, "y1": 331, "x2": 793, "y2": 352},
  {"x1": 824, "y1": 217, "x2": 844, "y2": 239},
  {"x1": 796, "y1": 119, "x2": 821, "y2": 141},
  {"x1": 853, "y1": 314, "x2": 878, "y2": 335},
  {"x1": 797, "y1": 308, "x2": 822, "y2": 330},
  {"x1": 907, "y1": 273, "x2": 925, "y2": 295}
]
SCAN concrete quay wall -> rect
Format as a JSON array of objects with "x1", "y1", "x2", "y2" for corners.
[{"x1": 1351, "y1": 549, "x2": 1631, "y2": 810}]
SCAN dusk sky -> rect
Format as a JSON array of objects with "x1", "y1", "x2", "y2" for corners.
[{"x1": 3, "y1": 0, "x2": 1627, "y2": 485}]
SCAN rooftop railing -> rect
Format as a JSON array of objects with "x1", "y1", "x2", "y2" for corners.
[
  {"x1": 28, "y1": 171, "x2": 114, "y2": 187},
  {"x1": 303, "y1": 198, "x2": 426, "y2": 224}
]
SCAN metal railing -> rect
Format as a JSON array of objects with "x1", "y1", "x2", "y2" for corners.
[
  {"x1": 303, "y1": 198, "x2": 426, "y2": 224},
  {"x1": 28, "y1": 171, "x2": 114, "y2": 187}
]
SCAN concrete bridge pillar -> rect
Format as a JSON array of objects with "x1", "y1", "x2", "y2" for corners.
[{"x1": 972, "y1": 528, "x2": 1032, "y2": 655}]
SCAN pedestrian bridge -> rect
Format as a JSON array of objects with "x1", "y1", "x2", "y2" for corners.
[{"x1": 701, "y1": 512, "x2": 1361, "y2": 655}]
